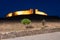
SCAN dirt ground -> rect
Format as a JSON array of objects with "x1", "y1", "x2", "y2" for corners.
[
  {"x1": 0, "y1": 21, "x2": 60, "y2": 32},
  {"x1": 0, "y1": 21, "x2": 60, "y2": 39}
]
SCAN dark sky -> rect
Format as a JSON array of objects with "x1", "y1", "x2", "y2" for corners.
[{"x1": 0, "y1": 0, "x2": 60, "y2": 18}]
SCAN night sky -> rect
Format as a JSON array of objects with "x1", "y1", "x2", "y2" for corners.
[{"x1": 0, "y1": 0, "x2": 60, "y2": 18}]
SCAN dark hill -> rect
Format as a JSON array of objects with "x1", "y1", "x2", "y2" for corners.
[{"x1": 0, "y1": 14, "x2": 60, "y2": 22}]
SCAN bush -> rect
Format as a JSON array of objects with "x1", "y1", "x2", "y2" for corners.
[
  {"x1": 21, "y1": 18, "x2": 31, "y2": 25},
  {"x1": 42, "y1": 19, "x2": 46, "y2": 26}
]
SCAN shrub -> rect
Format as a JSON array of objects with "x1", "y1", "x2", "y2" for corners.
[
  {"x1": 21, "y1": 18, "x2": 31, "y2": 25},
  {"x1": 42, "y1": 19, "x2": 46, "y2": 26}
]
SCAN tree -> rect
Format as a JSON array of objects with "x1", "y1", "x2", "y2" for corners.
[
  {"x1": 21, "y1": 18, "x2": 33, "y2": 28},
  {"x1": 21, "y1": 18, "x2": 31, "y2": 25}
]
